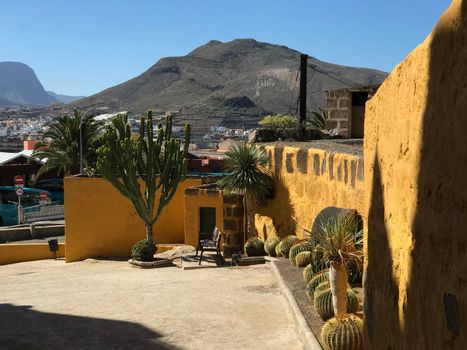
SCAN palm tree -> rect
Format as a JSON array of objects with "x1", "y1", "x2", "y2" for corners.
[
  {"x1": 220, "y1": 143, "x2": 273, "y2": 245},
  {"x1": 314, "y1": 213, "x2": 363, "y2": 316},
  {"x1": 32, "y1": 111, "x2": 102, "y2": 179}
]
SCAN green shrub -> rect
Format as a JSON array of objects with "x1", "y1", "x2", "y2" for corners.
[
  {"x1": 244, "y1": 237, "x2": 265, "y2": 256},
  {"x1": 264, "y1": 235, "x2": 281, "y2": 256},
  {"x1": 259, "y1": 114, "x2": 296, "y2": 133},
  {"x1": 131, "y1": 239, "x2": 156, "y2": 262}
]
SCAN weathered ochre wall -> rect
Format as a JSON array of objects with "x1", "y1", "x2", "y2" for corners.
[
  {"x1": 65, "y1": 177, "x2": 201, "y2": 262},
  {"x1": 364, "y1": 0, "x2": 467, "y2": 348},
  {"x1": 254, "y1": 145, "x2": 364, "y2": 240},
  {"x1": 184, "y1": 186, "x2": 224, "y2": 247},
  {"x1": 0, "y1": 243, "x2": 65, "y2": 265}
]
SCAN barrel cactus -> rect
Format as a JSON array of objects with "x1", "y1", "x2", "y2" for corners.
[
  {"x1": 264, "y1": 235, "x2": 281, "y2": 256},
  {"x1": 289, "y1": 241, "x2": 314, "y2": 265},
  {"x1": 278, "y1": 235, "x2": 300, "y2": 258},
  {"x1": 275, "y1": 241, "x2": 283, "y2": 257},
  {"x1": 314, "y1": 288, "x2": 359, "y2": 321},
  {"x1": 303, "y1": 257, "x2": 323, "y2": 283},
  {"x1": 321, "y1": 314, "x2": 363, "y2": 350},
  {"x1": 315, "y1": 281, "x2": 331, "y2": 295},
  {"x1": 306, "y1": 269, "x2": 329, "y2": 300},
  {"x1": 295, "y1": 251, "x2": 313, "y2": 267},
  {"x1": 244, "y1": 237, "x2": 265, "y2": 256}
]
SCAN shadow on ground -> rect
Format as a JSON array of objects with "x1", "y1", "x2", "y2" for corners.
[{"x1": 0, "y1": 303, "x2": 180, "y2": 350}]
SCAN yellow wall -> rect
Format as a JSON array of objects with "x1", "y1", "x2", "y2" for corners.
[
  {"x1": 64, "y1": 177, "x2": 201, "y2": 262},
  {"x1": 0, "y1": 243, "x2": 65, "y2": 265},
  {"x1": 184, "y1": 187, "x2": 224, "y2": 247},
  {"x1": 364, "y1": 0, "x2": 467, "y2": 348},
  {"x1": 255, "y1": 145, "x2": 364, "y2": 240}
]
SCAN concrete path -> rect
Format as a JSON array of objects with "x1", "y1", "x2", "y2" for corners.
[{"x1": 0, "y1": 260, "x2": 302, "y2": 350}]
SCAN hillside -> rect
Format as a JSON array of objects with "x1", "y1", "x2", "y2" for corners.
[
  {"x1": 74, "y1": 39, "x2": 388, "y2": 134},
  {"x1": 47, "y1": 91, "x2": 86, "y2": 104},
  {"x1": 0, "y1": 62, "x2": 56, "y2": 106}
]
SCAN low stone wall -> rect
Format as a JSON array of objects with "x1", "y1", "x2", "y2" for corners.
[
  {"x1": 0, "y1": 243, "x2": 65, "y2": 265},
  {"x1": 254, "y1": 144, "x2": 364, "y2": 240}
]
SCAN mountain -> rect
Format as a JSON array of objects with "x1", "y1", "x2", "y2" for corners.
[
  {"x1": 73, "y1": 39, "x2": 388, "y2": 134},
  {"x1": 0, "y1": 62, "x2": 56, "y2": 106},
  {"x1": 47, "y1": 91, "x2": 86, "y2": 104}
]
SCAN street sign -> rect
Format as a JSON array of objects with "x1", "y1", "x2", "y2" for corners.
[
  {"x1": 14, "y1": 175, "x2": 24, "y2": 188},
  {"x1": 15, "y1": 187, "x2": 24, "y2": 196},
  {"x1": 39, "y1": 192, "x2": 48, "y2": 205}
]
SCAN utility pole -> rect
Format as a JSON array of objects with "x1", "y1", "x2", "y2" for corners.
[{"x1": 299, "y1": 54, "x2": 308, "y2": 131}]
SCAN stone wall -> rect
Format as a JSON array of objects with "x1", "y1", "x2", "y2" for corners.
[
  {"x1": 364, "y1": 0, "x2": 467, "y2": 348},
  {"x1": 254, "y1": 144, "x2": 364, "y2": 240},
  {"x1": 325, "y1": 89, "x2": 351, "y2": 137}
]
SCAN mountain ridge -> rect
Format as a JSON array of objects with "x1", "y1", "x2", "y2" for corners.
[{"x1": 73, "y1": 38, "x2": 388, "y2": 134}]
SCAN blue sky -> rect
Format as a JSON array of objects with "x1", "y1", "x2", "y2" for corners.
[{"x1": 1, "y1": 0, "x2": 451, "y2": 96}]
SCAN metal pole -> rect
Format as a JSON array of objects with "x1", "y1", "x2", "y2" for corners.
[
  {"x1": 299, "y1": 54, "x2": 308, "y2": 136},
  {"x1": 79, "y1": 118, "x2": 83, "y2": 174},
  {"x1": 17, "y1": 196, "x2": 22, "y2": 225}
]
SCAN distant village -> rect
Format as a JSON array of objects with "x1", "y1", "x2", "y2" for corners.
[{"x1": 0, "y1": 104, "x2": 250, "y2": 154}]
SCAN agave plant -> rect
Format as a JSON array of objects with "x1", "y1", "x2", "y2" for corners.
[
  {"x1": 306, "y1": 107, "x2": 327, "y2": 130},
  {"x1": 314, "y1": 213, "x2": 363, "y2": 317},
  {"x1": 220, "y1": 143, "x2": 273, "y2": 245}
]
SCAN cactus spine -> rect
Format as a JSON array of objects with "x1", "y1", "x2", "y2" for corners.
[
  {"x1": 264, "y1": 235, "x2": 281, "y2": 256},
  {"x1": 97, "y1": 112, "x2": 190, "y2": 244},
  {"x1": 295, "y1": 251, "x2": 313, "y2": 267},
  {"x1": 321, "y1": 315, "x2": 363, "y2": 350},
  {"x1": 289, "y1": 241, "x2": 314, "y2": 265},
  {"x1": 278, "y1": 235, "x2": 300, "y2": 258},
  {"x1": 314, "y1": 288, "x2": 359, "y2": 321},
  {"x1": 244, "y1": 237, "x2": 265, "y2": 256}
]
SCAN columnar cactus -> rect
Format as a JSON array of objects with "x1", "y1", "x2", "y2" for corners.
[
  {"x1": 264, "y1": 235, "x2": 281, "y2": 256},
  {"x1": 244, "y1": 237, "x2": 265, "y2": 256},
  {"x1": 314, "y1": 288, "x2": 359, "y2": 321},
  {"x1": 321, "y1": 315, "x2": 363, "y2": 350},
  {"x1": 289, "y1": 241, "x2": 314, "y2": 265},
  {"x1": 295, "y1": 251, "x2": 313, "y2": 267},
  {"x1": 306, "y1": 269, "x2": 329, "y2": 300},
  {"x1": 97, "y1": 112, "x2": 190, "y2": 244},
  {"x1": 278, "y1": 235, "x2": 300, "y2": 258}
]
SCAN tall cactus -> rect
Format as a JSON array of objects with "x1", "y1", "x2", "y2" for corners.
[{"x1": 97, "y1": 111, "x2": 190, "y2": 244}]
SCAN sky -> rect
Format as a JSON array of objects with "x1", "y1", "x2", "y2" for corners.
[{"x1": 0, "y1": 0, "x2": 452, "y2": 96}]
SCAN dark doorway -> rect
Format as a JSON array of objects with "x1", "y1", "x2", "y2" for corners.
[
  {"x1": 351, "y1": 91, "x2": 369, "y2": 138},
  {"x1": 200, "y1": 207, "x2": 216, "y2": 234}
]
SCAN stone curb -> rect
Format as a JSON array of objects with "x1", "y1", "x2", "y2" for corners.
[{"x1": 269, "y1": 261, "x2": 323, "y2": 350}]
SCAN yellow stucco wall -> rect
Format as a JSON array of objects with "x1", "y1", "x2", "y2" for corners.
[
  {"x1": 0, "y1": 243, "x2": 65, "y2": 265},
  {"x1": 254, "y1": 145, "x2": 364, "y2": 240},
  {"x1": 184, "y1": 186, "x2": 224, "y2": 247},
  {"x1": 364, "y1": 0, "x2": 467, "y2": 348},
  {"x1": 64, "y1": 177, "x2": 201, "y2": 262}
]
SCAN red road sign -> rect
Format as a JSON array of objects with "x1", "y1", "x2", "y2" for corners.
[
  {"x1": 15, "y1": 187, "x2": 24, "y2": 196},
  {"x1": 39, "y1": 192, "x2": 48, "y2": 200},
  {"x1": 14, "y1": 175, "x2": 24, "y2": 188}
]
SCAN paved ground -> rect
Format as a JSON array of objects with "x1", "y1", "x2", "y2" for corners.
[{"x1": 0, "y1": 259, "x2": 302, "y2": 350}]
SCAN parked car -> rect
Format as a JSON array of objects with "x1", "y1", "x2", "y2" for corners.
[
  {"x1": 0, "y1": 186, "x2": 52, "y2": 226},
  {"x1": 33, "y1": 179, "x2": 64, "y2": 204}
]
